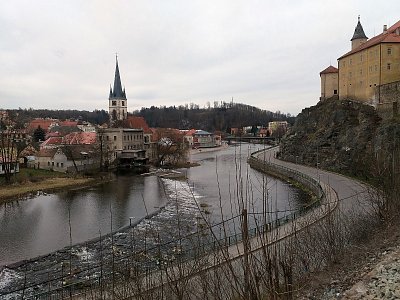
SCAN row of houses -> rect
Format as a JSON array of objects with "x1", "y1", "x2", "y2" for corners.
[{"x1": 1, "y1": 115, "x2": 224, "y2": 174}]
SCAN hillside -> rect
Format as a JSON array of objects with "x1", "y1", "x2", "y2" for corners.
[
  {"x1": 135, "y1": 102, "x2": 295, "y2": 132},
  {"x1": 280, "y1": 99, "x2": 400, "y2": 179}
]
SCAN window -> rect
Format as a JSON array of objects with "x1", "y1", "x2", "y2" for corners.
[
  {"x1": 122, "y1": 101, "x2": 125, "y2": 106},
  {"x1": 387, "y1": 63, "x2": 391, "y2": 70},
  {"x1": 114, "y1": 136, "x2": 117, "y2": 141},
  {"x1": 360, "y1": 69, "x2": 363, "y2": 75},
  {"x1": 343, "y1": 61, "x2": 346, "y2": 67},
  {"x1": 57, "y1": 163, "x2": 59, "y2": 167},
  {"x1": 350, "y1": 58, "x2": 352, "y2": 65},
  {"x1": 360, "y1": 54, "x2": 363, "y2": 61},
  {"x1": 112, "y1": 101, "x2": 116, "y2": 106},
  {"x1": 106, "y1": 136, "x2": 109, "y2": 141},
  {"x1": 123, "y1": 135, "x2": 126, "y2": 141},
  {"x1": 52, "y1": 162, "x2": 54, "y2": 166},
  {"x1": 375, "y1": 65, "x2": 378, "y2": 71},
  {"x1": 334, "y1": 90, "x2": 338, "y2": 95},
  {"x1": 48, "y1": 162, "x2": 50, "y2": 166},
  {"x1": 388, "y1": 48, "x2": 392, "y2": 55},
  {"x1": 61, "y1": 163, "x2": 64, "y2": 167},
  {"x1": 349, "y1": 72, "x2": 352, "y2": 78}
]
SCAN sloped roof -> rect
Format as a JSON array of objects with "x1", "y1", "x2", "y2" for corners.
[
  {"x1": 351, "y1": 19, "x2": 368, "y2": 41},
  {"x1": 124, "y1": 116, "x2": 152, "y2": 134},
  {"x1": 63, "y1": 132, "x2": 97, "y2": 145},
  {"x1": 340, "y1": 20, "x2": 400, "y2": 59},
  {"x1": 320, "y1": 65, "x2": 339, "y2": 75},
  {"x1": 195, "y1": 130, "x2": 212, "y2": 136},
  {"x1": 184, "y1": 129, "x2": 197, "y2": 136},
  {"x1": 59, "y1": 120, "x2": 78, "y2": 127},
  {"x1": 41, "y1": 137, "x2": 63, "y2": 148},
  {"x1": 27, "y1": 119, "x2": 58, "y2": 133},
  {"x1": 109, "y1": 57, "x2": 127, "y2": 100},
  {"x1": 36, "y1": 148, "x2": 57, "y2": 158}
]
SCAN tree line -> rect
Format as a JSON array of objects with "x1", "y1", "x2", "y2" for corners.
[{"x1": 134, "y1": 102, "x2": 295, "y2": 132}]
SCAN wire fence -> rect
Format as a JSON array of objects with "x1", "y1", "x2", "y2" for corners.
[{"x1": 0, "y1": 147, "x2": 325, "y2": 299}]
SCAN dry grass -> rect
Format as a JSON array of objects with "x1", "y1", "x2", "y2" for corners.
[{"x1": 0, "y1": 177, "x2": 96, "y2": 202}]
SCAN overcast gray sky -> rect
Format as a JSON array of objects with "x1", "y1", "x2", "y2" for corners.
[{"x1": 1, "y1": 1, "x2": 399, "y2": 115}]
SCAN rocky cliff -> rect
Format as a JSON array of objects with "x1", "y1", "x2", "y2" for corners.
[{"x1": 280, "y1": 99, "x2": 400, "y2": 178}]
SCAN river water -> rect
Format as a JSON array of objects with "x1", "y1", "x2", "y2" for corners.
[{"x1": 0, "y1": 143, "x2": 308, "y2": 267}]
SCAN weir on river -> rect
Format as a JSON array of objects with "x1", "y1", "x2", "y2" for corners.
[{"x1": 0, "y1": 143, "x2": 309, "y2": 298}]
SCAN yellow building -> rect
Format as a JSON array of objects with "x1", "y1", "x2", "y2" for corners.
[
  {"x1": 320, "y1": 65, "x2": 339, "y2": 100},
  {"x1": 337, "y1": 17, "x2": 400, "y2": 104}
]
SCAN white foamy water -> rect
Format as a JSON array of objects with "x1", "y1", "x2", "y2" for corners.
[{"x1": 0, "y1": 268, "x2": 22, "y2": 290}]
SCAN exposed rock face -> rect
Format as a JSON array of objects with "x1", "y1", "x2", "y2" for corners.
[{"x1": 279, "y1": 99, "x2": 394, "y2": 177}]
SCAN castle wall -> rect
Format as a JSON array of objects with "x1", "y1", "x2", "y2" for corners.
[
  {"x1": 339, "y1": 43, "x2": 400, "y2": 104},
  {"x1": 320, "y1": 72, "x2": 338, "y2": 100}
]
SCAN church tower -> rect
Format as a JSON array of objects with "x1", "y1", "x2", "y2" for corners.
[
  {"x1": 109, "y1": 56, "x2": 127, "y2": 122},
  {"x1": 351, "y1": 16, "x2": 368, "y2": 50}
]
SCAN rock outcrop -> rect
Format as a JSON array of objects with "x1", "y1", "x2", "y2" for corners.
[{"x1": 280, "y1": 99, "x2": 400, "y2": 178}]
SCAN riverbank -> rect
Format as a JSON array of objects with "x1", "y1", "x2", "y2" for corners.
[
  {"x1": 0, "y1": 174, "x2": 110, "y2": 204},
  {"x1": 190, "y1": 142, "x2": 229, "y2": 155},
  {"x1": 296, "y1": 220, "x2": 400, "y2": 299}
]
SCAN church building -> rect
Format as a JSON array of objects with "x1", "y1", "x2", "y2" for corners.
[{"x1": 109, "y1": 56, "x2": 128, "y2": 122}]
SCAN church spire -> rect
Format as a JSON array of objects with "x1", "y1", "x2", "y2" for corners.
[
  {"x1": 109, "y1": 55, "x2": 127, "y2": 100},
  {"x1": 108, "y1": 55, "x2": 128, "y2": 122}
]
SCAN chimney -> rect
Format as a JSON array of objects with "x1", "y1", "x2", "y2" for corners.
[{"x1": 383, "y1": 25, "x2": 388, "y2": 33}]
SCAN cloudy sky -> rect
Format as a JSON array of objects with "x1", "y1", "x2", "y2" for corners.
[{"x1": 1, "y1": 1, "x2": 399, "y2": 115}]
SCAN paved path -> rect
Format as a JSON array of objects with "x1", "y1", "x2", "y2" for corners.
[{"x1": 255, "y1": 147, "x2": 371, "y2": 217}]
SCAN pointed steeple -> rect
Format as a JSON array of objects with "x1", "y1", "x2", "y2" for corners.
[
  {"x1": 109, "y1": 55, "x2": 127, "y2": 100},
  {"x1": 351, "y1": 16, "x2": 368, "y2": 41}
]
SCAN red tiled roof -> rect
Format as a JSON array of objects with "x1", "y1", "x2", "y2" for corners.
[
  {"x1": 184, "y1": 129, "x2": 197, "y2": 136},
  {"x1": 40, "y1": 137, "x2": 63, "y2": 149},
  {"x1": 60, "y1": 120, "x2": 78, "y2": 127},
  {"x1": 36, "y1": 148, "x2": 57, "y2": 158},
  {"x1": 320, "y1": 65, "x2": 338, "y2": 75},
  {"x1": 63, "y1": 132, "x2": 97, "y2": 145},
  {"x1": 27, "y1": 119, "x2": 58, "y2": 133},
  {"x1": 124, "y1": 116, "x2": 152, "y2": 134},
  {"x1": 339, "y1": 20, "x2": 400, "y2": 59}
]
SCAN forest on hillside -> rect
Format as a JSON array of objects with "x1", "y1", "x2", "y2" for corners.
[
  {"x1": 2, "y1": 109, "x2": 109, "y2": 128},
  {"x1": 134, "y1": 102, "x2": 295, "y2": 132},
  {"x1": 2, "y1": 102, "x2": 294, "y2": 132}
]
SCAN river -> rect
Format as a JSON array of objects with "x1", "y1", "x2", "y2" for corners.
[{"x1": 0, "y1": 143, "x2": 308, "y2": 267}]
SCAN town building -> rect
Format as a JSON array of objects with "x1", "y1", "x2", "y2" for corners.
[
  {"x1": 98, "y1": 128, "x2": 147, "y2": 169},
  {"x1": 321, "y1": 17, "x2": 400, "y2": 106},
  {"x1": 35, "y1": 145, "x2": 97, "y2": 173},
  {"x1": 109, "y1": 56, "x2": 128, "y2": 122},
  {"x1": 268, "y1": 121, "x2": 288, "y2": 137},
  {"x1": 124, "y1": 116, "x2": 157, "y2": 163}
]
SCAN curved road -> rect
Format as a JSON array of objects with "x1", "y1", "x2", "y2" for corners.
[{"x1": 255, "y1": 147, "x2": 371, "y2": 217}]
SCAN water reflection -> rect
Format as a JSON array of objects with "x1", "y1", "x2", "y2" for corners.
[
  {"x1": 0, "y1": 175, "x2": 167, "y2": 266},
  {"x1": 0, "y1": 144, "x2": 309, "y2": 267}
]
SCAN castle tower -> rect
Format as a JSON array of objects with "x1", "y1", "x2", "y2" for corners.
[
  {"x1": 351, "y1": 16, "x2": 368, "y2": 50},
  {"x1": 320, "y1": 65, "x2": 338, "y2": 101},
  {"x1": 109, "y1": 56, "x2": 127, "y2": 122}
]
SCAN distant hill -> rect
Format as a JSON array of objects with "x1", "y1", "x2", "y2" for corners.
[
  {"x1": 134, "y1": 102, "x2": 295, "y2": 132},
  {"x1": 3, "y1": 108, "x2": 109, "y2": 128},
  {"x1": 3, "y1": 102, "x2": 294, "y2": 132}
]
